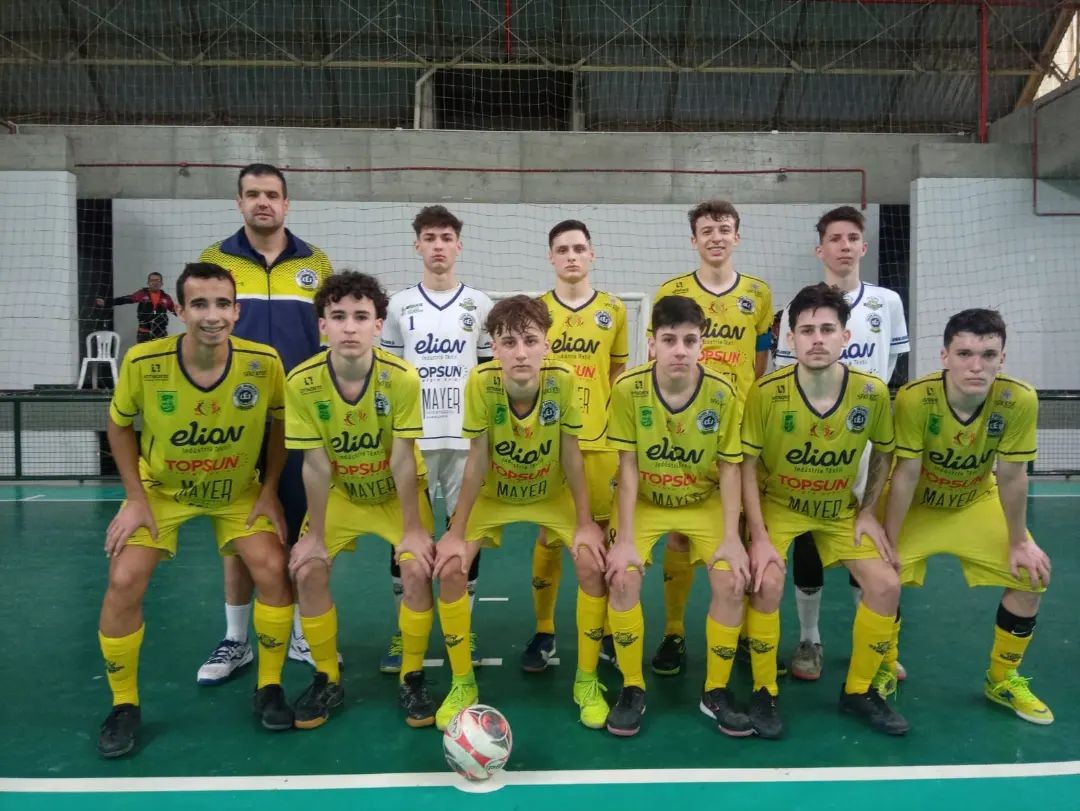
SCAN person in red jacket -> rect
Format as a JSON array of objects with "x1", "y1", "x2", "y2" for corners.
[{"x1": 96, "y1": 272, "x2": 176, "y2": 342}]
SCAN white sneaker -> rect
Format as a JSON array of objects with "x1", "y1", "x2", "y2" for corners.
[
  {"x1": 288, "y1": 632, "x2": 344, "y2": 669},
  {"x1": 196, "y1": 639, "x2": 253, "y2": 685}
]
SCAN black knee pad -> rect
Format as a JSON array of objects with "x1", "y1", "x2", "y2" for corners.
[
  {"x1": 996, "y1": 603, "x2": 1036, "y2": 637},
  {"x1": 791, "y1": 533, "x2": 824, "y2": 591},
  {"x1": 468, "y1": 548, "x2": 481, "y2": 581}
]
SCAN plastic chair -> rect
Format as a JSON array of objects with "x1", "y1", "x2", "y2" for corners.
[{"x1": 78, "y1": 331, "x2": 121, "y2": 389}]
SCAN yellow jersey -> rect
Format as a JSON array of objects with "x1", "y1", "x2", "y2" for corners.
[
  {"x1": 894, "y1": 372, "x2": 1038, "y2": 510},
  {"x1": 284, "y1": 348, "x2": 424, "y2": 505},
  {"x1": 651, "y1": 271, "x2": 773, "y2": 402},
  {"x1": 608, "y1": 362, "x2": 741, "y2": 508},
  {"x1": 541, "y1": 289, "x2": 628, "y2": 450},
  {"x1": 462, "y1": 361, "x2": 581, "y2": 504},
  {"x1": 742, "y1": 365, "x2": 894, "y2": 520},
  {"x1": 109, "y1": 334, "x2": 285, "y2": 507}
]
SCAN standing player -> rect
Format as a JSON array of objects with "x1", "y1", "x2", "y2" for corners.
[
  {"x1": 96, "y1": 262, "x2": 294, "y2": 758},
  {"x1": 432, "y1": 296, "x2": 608, "y2": 731},
  {"x1": 649, "y1": 200, "x2": 773, "y2": 676},
  {"x1": 604, "y1": 295, "x2": 749, "y2": 738},
  {"x1": 774, "y1": 206, "x2": 910, "y2": 682},
  {"x1": 884, "y1": 309, "x2": 1052, "y2": 724},
  {"x1": 196, "y1": 163, "x2": 333, "y2": 684},
  {"x1": 741, "y1": 283, "x2": 908, "y2": 738},
  {"x1": 95, "y1": 272, "x2": 176, "y2": 343},
  {"x1": 285, "y1": 272, "x2": 440, "y2": 730},
  {"x1": 380, "y1": 205, "x2": 493, "y2": 673},
  {"x1": 524, "y1": 219, "x2": 628, "y2": 672}
]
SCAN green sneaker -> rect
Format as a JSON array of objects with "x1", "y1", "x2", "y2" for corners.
[
  {"x1": 984, "y1": 670, "x2": 1053, "y2": 725},
  {"x1": 573, "y1": 670, "x2": 609, "y2": 729},
  {"x1": 435, "y1": 674, "x2": 479, "y2": 731},
  {"x1": 379, "y1": 634, "x2": 403, "y2": 674}
]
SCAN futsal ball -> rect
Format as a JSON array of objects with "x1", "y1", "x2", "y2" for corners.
[{"x1": 442, "y1": 704, "x2": 512, "y2": 782}]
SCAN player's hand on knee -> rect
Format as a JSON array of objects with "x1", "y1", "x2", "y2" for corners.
[
  {"x1": 288, "y1": 532, "x2": 329, "y2": 577},
  {"x1": 246, "y1": 486, "x2": 286, "y2": 543},
  {"x1": 748, "y1": 537, "x2": 784, "y2": 594},
  {"x1": 604, "y1": 540, "x2": 642, "y2": 584},
  {"x1": 433, "y1": 532, "x2": 468, "y2": 579},
  {"x1": 105, "y1": 499, "x2": 158, "y2": 558},
  {"x1": 397, "y1": 528, "x2": 435, "y2": 579},
  {"x1": 712, "y1": 534, "x2": 750, "y2": 596},
  {"x1": 854, "y1": 509, "x2": 898, "y2": 571},
  {"x1": 1009, "y1": 539, "x2": 1051, "y2": 589},
  {"x1": 572, "y1": 520, "x2": 606, "y2": 569}
]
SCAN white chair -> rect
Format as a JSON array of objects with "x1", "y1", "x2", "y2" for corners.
[{"x1": 78, "y1": 331, "x2": 121, "y2": 390}]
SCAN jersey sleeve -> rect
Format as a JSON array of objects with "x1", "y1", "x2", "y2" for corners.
[
  {"x1": 606, "y1": 378, "x2": 635, "y2": 450},
  {"x1": 462, "y1": 368, "x2": 488, "y2": 437},
  {"x1": 284, "y1": 378, "x2": 322, "y2": 450},
  {"x1": 774, "y1": 304, "x2": 795, "y2": 367},
  {"x1": 392, "y1": 366, "x2": 424, "y2": 439},
  {"x1": 997, "y1": 387, "x2": 1038, "y2": 463},
  {"x1": 476, "y1": 293, "x2": 494, "y2": 360},
  {"x1": 267, "y1": 353, "x2": 286, "y2": 420},
  {"x1": 867, "y1": 381, "x2": 896, "y2": 452},
  {"x1": 892, "y1": 385, "x2": 925, "y2": 460},
  {"x1": 888, "y1": 292, "x2": 910, "y2": 356},
  {"x1": 380, "y1": 298, "x2": 405, "y2": 354},
  {"x1": 740, "y1": 380, "x2": 766, "y2": 457},
  {"x1": 716, "y1": 383, "x2": 743, "y2": 463},
  {"x1": 611, "y1": 299, "x2": 629, "y2": 361},
  {"x1": 109, "y1": 354, "x2": 143, "y2": 426},
  {"x1": 755, "y1": 283, "x2": 774, "y2": 351}
]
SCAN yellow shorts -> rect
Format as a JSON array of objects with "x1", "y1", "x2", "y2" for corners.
[
  {"x1": 762, "y1": 500, "x2": 881, "y2": 567},
  {"x1": 302, "y1": 480, "x2": 436, "y2": 559},
  {"x1": 465, "y1": 487, "x2": 577, "y2": 549},
  {"x1": 897, "y1": 493, "x2": 1043, "y2": 592},
  {"x1": 608, "y1": 491, "x2": 731, "y2": 571},
  {"x1": 583, "y1": 450, "x2": 617, "y2": 521},
  {"x1": 125, "y1": 480, "x2": 274, "y2": 559}
]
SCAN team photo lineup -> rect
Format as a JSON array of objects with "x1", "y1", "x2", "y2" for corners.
[{"x1": 94, "y1": 161, "x2": 1054, "y2": 761}]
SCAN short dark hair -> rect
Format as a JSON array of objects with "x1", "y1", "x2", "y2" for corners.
[
  {"x1": 816, "y1": 206, "x2": 865, "y2": 241},
  {"x1": 313, "y1": 271, "x2": 389, "y2": 320},
  {"x1": 944, "y1": 308, "x2": 1007, "y2": 348},
  {"x1": 237, "y1": 163, "x2": 288, "y2": 198},
  {"x1": 412, "y1": 205, "x2": 463, "y2": 237},
  {"x1": 147, "y1": 272, "x2": 163, "y2": 281},
  {"x1": 176, "y1": 262, "x2": 236, "y2": 306},
  {"x1": 548, "y1": 219, "x2": 591, "y2": 247},
  {"x1": 486, "y1": 295, "x2": 552, "y2": 338},
  {"x1": 688, "y1": 200, "x2": 740, "y2": 236},
  {"x1": 788, "y1": 283, "x2": 851, "y2": 331},
  {"x1": 652, "y1": 295, "x2": 706, "y2": 333}
]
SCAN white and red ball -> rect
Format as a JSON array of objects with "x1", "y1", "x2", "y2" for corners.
[{"x1": 442, "y1": 704, "x2": 512, "y2": 782}]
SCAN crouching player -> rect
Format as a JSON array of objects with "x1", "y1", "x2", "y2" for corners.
[
  {"x1": 97, "y1": 262, "x2": 294, "y2": 758},
  {"x1": 605, "y1": 295, "x2": 750, "y2": 738},
  {"x1": 285, "y1": 271, "x2": 439, "y2": 729},
  {"x1": 433, "y1": 295, "x2": 608, "y2": 730},
  {"x1": 884, "y1": 308, "x2": 1052, "y2": 724}
]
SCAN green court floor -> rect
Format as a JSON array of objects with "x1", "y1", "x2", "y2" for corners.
[{"x1": 0, "y1": 482, "x2": 1077, "y2": 809}]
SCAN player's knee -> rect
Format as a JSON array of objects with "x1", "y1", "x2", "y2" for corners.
[
  {"x1": 293, "y1": 556, "x2": 329, "y2": 596},
  {"x1": 107, "y1": 560, "x2": 150, "y2": 602},
  {"x1": 400, "y1": 562, "x2": 432, "y2": 597},
  {"x1": 439, "y1": 566, "x2": 468, "y2": 599},
  {"x1": 758, "y1": 566, "x2": 785, "y2": 606},
  {"x1": 861, "y1": 566, "x2": 900, "y2": 609},
  {"x1": 572, "y1": 549, "x2": 603, "y2": 582},
  {"x1": 608, "y1": 569, "x2": 641, "y2": 606}
]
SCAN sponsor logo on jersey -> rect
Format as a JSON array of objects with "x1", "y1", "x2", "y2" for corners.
[
  {"x1": 809, "y1": 422, "x2": 836, "y2": 439},
  {"x1": 783, "y1": 411, "x2": 796, "y2": 433},
  {"x1": 987, "y1": 412, "x2": 1005, "y2": 437},
  {"x1": 158, "y1": 391, "x2": 177, "y2": 414},
  {"x1": 316, "y1": 400, "x2": 331, "y2": 421},
  {"x1": 295, "y1": 268, "x2": 319, "y2": 290},
  {"x1": 785, "y1": 441, "x2": 858, "y2": 468},
  {"x1": 866, "y1": 312, "x2": 882, "y2": 333},
  {"x1": 379, "y1": 369, "x2": 390, "y2": 383},
  {"x1": 415, "y1": 334, "x2": 467, "y2": 355},
  {"x1": 702, "y1": 320, "x2": 745, "y2": 340},
  {"x1": 696, "y1": 409, "x2": 719, "y2": 433},
  {"x1": 233, "y1": 383, "x2": 259, "y2": 409},
  {"x1": 418, "y1": 365, "x2": 464, "y2": 380},
  {"x1": 404, "y1": 303, "x2": 424, "y2": 315},
  {"x1": 551, "y1": 333, "x2": 600, "y2": 354},
  {"x1": 330, "y1": 429, "x2": 384, "y2": 453},
  {"x1": 494, "y1": 404, "x2": 508, "y2": 425},
  {"x1": 863, "y1": 296, "x2": 883, "y2": 311},
  {"x1": 374, "y1": 392, "x2": 390, "y2": 416},
  {"x1": 595, "y1": 310, "x2": 613, "y2": 330},
  {"x1": 539, "y1": 400, "x2": 560, "y2": 426},
  {"x1": 170, "y1": 421, "x2": 245, "y2": 447},
  {"x1": 639, "y1": 406, "x2": 653, "y2": 428},
  {"x1": 495, "y1": 438, "x2": 552, "y2": 465},
  {"x1": 342, "y1": 409, "x2": 368, "y2": 426},
  {"x1": 460, "y1": 297, "x2": 477, "y2": 312},
  {"x1": 953, "y1": 431, "x2": 977, "y2": 447},
  {"x1": 544, "y1": 375, "x2": 558, "y2": 391},
  {"x1": 737, "y1": 296, "x2": 755, "y2": 315},
  {"x1": 841, "y1": 342, "x2": 875, "y2": 361},
  {"x1": 247, "y1": 360, "x2": 262, "y2": 373},
  {"x1": 646, "y1": 437, "x2": 704, "y2": 464},
  {"x1": 928, "y1": 447, "x2": 995, "y2": 470},
  {"x1": 928, "y1": 414, "x2": 941, "y2": 435},
  {"x1": 846, "y1": 405, "x2": 869, "y2": 433},
  {"x1": 459, "y1": 313, "x2": 475, "y2": 332},
  {"x1": 194, "y1": 399, "x2": 220, "y2": 416}
]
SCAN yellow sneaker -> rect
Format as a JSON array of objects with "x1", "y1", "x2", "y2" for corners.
[
  {"x1": 984, "y1": 670, "x2": 1053, "y2": 725},
  {"x1": 573, "y1": 670, "x2": 609, "y2": 729},
  {"x1": 871, "y1": 663, "x2": 898, "y2": 699},
  {"x1": 435, "y1": 674, "x2": 479, "y2": 731}
]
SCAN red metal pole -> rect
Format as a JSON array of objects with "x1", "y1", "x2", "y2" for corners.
[{"x1": 979, "y1": 2, "x2": 989, "y2": 142}]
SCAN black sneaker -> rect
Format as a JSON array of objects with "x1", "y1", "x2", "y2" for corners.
[
  {"x1": 839, "y1": 685, "x2": 910, "y2": 736},
  {"x1": 253, "y1": 684, "x2": 295, "y2": 731},
  {"x1": 293, "y1": 672, "x2": 344, "y2": 730},
  {"x1": 700, "y1": 688, "x2": 753, "y2": 737},
  {"x1": 521, "y1": 632, "x2": 557, "y2": 672},
  {"x1": 599, "y1": 634, "x2": 617, "y2": 667},
  {"x1": 97, "y1": 703, "x2": 140, "y2": 759},
  {"x1": 650, "y1": 634, "x2": 686, "y2": 676},
  {"x1": 606, "y1": 686, "x2": 646, "y2": 736},
  {"x1": 737, "y1": 636, "x2": 788, "y2": 677},
  {"x1": 749, "y1": 687, "x2": 784, "y2": 739},
  {"x1": 399, "y1": 670, "x2": 436, "y2": 728}
]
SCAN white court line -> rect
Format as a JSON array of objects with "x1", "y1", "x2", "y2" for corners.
[
  {"x1": 2, "y1": 760, "x2": 1079, "y2": 793},
  {"x1": 19, "y1": 494, "x2": 45, "y2": 501},
  {"x1": 478, "y1": 596, "x2": 509, "y2": 602},
  {"x1": 422, "y1": 658, "x2": 444, "y2": 667}
]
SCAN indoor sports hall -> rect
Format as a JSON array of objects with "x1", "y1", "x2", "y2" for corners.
[{"x1": 1, "y1": 2, "x2": 1079, "y2": 809}]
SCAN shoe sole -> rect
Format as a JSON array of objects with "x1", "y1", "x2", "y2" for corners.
[
  {"x1": 521, "y1": 652, "x2": 556, "y2": 673},
  {"x1": 261, "y1": 718, "x2": 295, "y2": 731},
  {"x1": 896, "y1": 663, "x2": 908, "y2": 681},
  {"x1": 790, "y1": 668, "x2": 821, "y2": 681},
  {"x1": 752, "y1": 725, "x2": 784, "y2": 740},
  {"x1": 380, "y1": 664, "x2": 402, "y2": 674},
  {"x1": 406, "y1": 715, "x2": 436, "y2": 728},
  {"x1": 839, "y1": 704, "x2": 909, "y2": 735},
  {"x1": 698, "y1": 702, "x2": 754, "y2": 738},
  {"x1": 606, "y1": 724, "x2": 641, "y2": 737},
  {"x1": 98, "y1": 740, "x2": 136, "y2": 759},
  {"x1": 650, "y1": 664, "x2": 683, "y2": 676},
  {"x1": 984, "y1": 691, "x2": 1054, "y2": 725},
  {"x1": 196, "y1": 651, "x2": 255, "y2": 686},
  {"x1": 294, "y1": 715, "x2": 328, "y2": 730}
]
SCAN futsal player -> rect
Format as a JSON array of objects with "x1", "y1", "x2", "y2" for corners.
[
  {"x1": 432, "y1": 296, "x2": 608, "y2": 730},
  {"x1": 884, "y1": 308, "x2": 1053, "y2": 724},
  {"x1": 604, "y1": 295, "x2": 749, "y2": 738},
  {"x1": 96, "y1": 262, "x2": 294, "y2": 758},
  {"x1": 285, "y1": 271, "x2": 439, "y2": 729}
]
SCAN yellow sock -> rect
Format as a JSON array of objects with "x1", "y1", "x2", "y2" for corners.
[
  {"x1": 845, "y1": 602, "x2": 896, "y2": 694},
  {"x1": 99, "y1": 624, "x2": 144, "y2": 706},
  {"x1": 438, "y1": 595, "x2": 473, "y2": 678},
  {"x1": 704, "y1": 616, "x2": 741, "y2": 691},
  {"x1": 746, "y1": 607, "x2": 780, "y2": 696},
  {"x1": 399, "y1": 603, "x2": 434, "y2": 682},
  {"x1": 608, "y1": 603, "x2": 646, "y2": 689},
  {"x1": 882, "y1": 614, "x2": 901, "y2": 675},
  {"x1": 662, "y1": 547, "x2": 693, "y2": 637},
  {"x1": 576, "y1": 588, "x2": 607, "y2": 674},
  {"x1": 253, "y1": 600, "x2": 293, "y2": 689},
  {"x1": 989, "y1": 624, "x2": 1032, "y2": 683},
  {"x1": 532, "y1": 542, "x2": 562, "y2": 635},
  {"x1": 300, "y1": 606, "x2": 339, "y2": 683}
]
